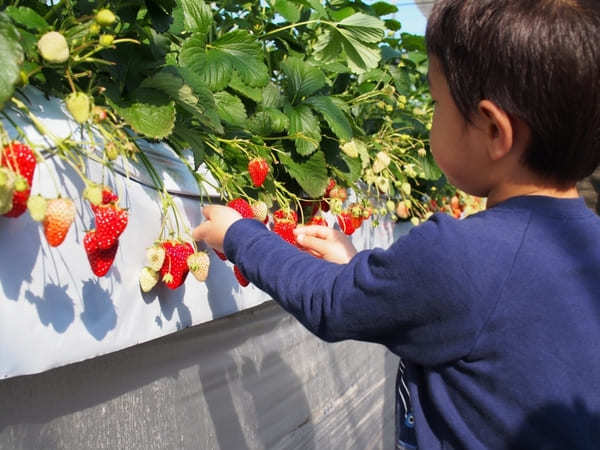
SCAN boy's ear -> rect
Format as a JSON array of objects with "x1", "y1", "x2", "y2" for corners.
[{"x1": 476, "y1": 100, "x2": 514, "y2": 161}]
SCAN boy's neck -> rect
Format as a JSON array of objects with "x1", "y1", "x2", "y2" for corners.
[{"x1": 486, "y1": 183, "x2": 579, "y2": 209}]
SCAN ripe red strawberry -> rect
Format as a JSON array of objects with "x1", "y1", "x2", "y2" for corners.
[
  {"x1": 43, "y1": 197, "x2": 76, "y2": 246},
  {"x1": 308, "y1": 215, "x2": 328, "y2": 226},
  {"x1": 214, "y1": 249, "x2": 227, "y2": 260},
  {"x1": 273, "y1": 208, "x2": 298, "y2": 225},
  {"x1": 84, "y1": 230, "x2": 118, "y2": 276},
  {"x1": 227, "y1": 198, "x2": 255, "y2": 218},
  {"x1": 102, "y1": 187, "x2": 118, "y2": 204},
  {"x1": 273, "y1": 220, "x2": 297, "y2": 245},
  {"x1": 337, "y1": 211, "x2": 356, "y2": 235},
  {"x1": 234, "y1": 265, "x2": 249, "y2": 287},
  {"x1": 248, "y1": 157, "x2": 270, "y2": 187},
  {"x1": 1, "y1": 142, "x2": 37, "y2": 217},
  {"x1": 94, "y1": 203, "x2": 128, "y2": 249},
  {"x1": 160, "y1": 241, "x2": 194, "y2": 289},
  {"x1": 325, "y1": 178, "x2": 336, "y2": 196}
]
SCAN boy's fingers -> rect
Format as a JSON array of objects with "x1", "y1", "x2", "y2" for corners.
[
  {"x1": 294, "y1": 225, "x2": 331, "y2": 239},
  {"x1": 192, "y1": 221, "x2": 210, "y2": 241},
  {"x1": 296, "y1": 233, "x2": 329, "y2": 254}
]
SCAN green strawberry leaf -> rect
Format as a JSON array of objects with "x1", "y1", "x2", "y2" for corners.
[
  {"x1": 0, "y1": 14, "x2": 23, "y2": 110},
  {"x1": 281, "y1": 57, "x2": 326, "y2": 101},
  {"x1": 279, "y1": 150, "x2": 329, "y2": 198},
  {"x1": 285, "y1": 103, "x2": 321, "y2": 156},
  {"x1": 213, "y1": 91, "x2": 247, "y2": 127},
  {"x1": 4, "y1": 6, "x2": 50, "y2": 33},
  {"x1": 274, "y1": 0, "x2": 302, "y2": 23},
  {"x1": 177, "y1": 0, "x2": 213, "y2": 35},
  {"x1": 305, "y1": 95, "x2": 352, "y2": 141},
  {"x1": 107, "y1": 88, "x2": 176, "y2": 139}
]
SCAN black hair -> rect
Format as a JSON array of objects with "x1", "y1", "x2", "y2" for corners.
[{"x1": 426, "y1": 0, "x2": 600, "y2": 185}]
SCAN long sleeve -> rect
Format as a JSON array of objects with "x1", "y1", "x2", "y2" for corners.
[{"x1": 223, "y1": 212, "x2": 525, "y2": 366}]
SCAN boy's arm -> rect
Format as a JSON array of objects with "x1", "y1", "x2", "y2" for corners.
[{"x1": 223, "y1": 218, "x2": 489, "y2": 366}]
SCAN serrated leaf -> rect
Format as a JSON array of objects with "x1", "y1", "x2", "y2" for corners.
[
  {"x1": 248, "y1": 108, "x2": 288, "y2": 136},
  {"x1": 0, "y1": 14, "x2": 23, "y2": 109},
  {"x1": 281, "y1": 57, "x2": 326, "y2": 101},
  {"x1": 305, "y1": 96, "x2": 352, "y2": 141},
  {"x1": 279, "y1": 150, "x2": 329, "y2": 197},
  {"x1": 180, "y1": 31, "x2": 268, "y2": 91},
  {"x1": 211, "y1": 31, "x2": 269, "y2": 87},
  {"x1": 275, "y1": 0, "x2": 302, "y2": 23},
  {"x1": 339, "y1": 29, "x2": 381, "y2": 73},
  {"x1": 108, "y1": 88, "x2": 176, "y2": 139},
  {"x1": 313, "y1": 29, "x2": 342, "y2": 64},
  {"x1": 213, "y1": 91, "x2": 247, "y2": 126},
  {"x1": 229, "y1": 71, "x2": 262, "y2": 102},
  {"x1": 4, "y1": 6, "x2": 50, "y2": 33},
  {"x1": 180, "y1": 34, "x2": 231, "y2": 91},
  {"x1": 285, "y1": 104, "x2": 321, "y2": 156},
  {"x1": 177, "y1": 66, "x2": 223, "y2": 133},
  {"x1": 262, "y1": 82, "x2": 282, "y2": 108},
  {"x1": 178, "y1": 0, "x2": 213, "y2": 34},
  {"x1": 338, "y1": 13, "x2": 385, "y2": 44}
]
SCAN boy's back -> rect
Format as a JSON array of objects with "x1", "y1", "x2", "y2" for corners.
[{"x1": 397, "y1": 195, "x2": 600, "y2": 448}]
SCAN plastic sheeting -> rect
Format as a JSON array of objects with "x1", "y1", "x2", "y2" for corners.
[
  {"x1": 0, "y1": 87, "x2": 401, "y2": 380},
  {"x1": 0, "y1": 301, "x2": 399, "y2": 449}
]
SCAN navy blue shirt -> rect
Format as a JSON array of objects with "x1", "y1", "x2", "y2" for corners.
[{"x1": 224, "y1": 196, "x2": 600, "y2": 449}]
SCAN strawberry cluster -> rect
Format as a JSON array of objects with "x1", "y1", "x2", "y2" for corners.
[{"x1": 84, "y1": 186, "x2": 128, "y2": 276}]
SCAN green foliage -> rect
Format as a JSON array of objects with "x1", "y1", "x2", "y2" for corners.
[{"x1": 0, "y1": 0, "x2": 462, "y2": 224}]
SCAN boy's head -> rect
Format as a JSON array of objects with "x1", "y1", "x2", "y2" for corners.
[{"x1": 425, "y1": 0, "x2": 600, "y2": 186}]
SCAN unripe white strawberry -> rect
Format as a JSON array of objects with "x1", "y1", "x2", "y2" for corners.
[
  {"x1": 251, "y1": 200, "x2": 268, "y2": 222},
  {"x1": 0, "y1": 167, "x2": 16, "y2": 215},
  {"x1": 139, "y1": 267, "x2": 159, "y2": 292},
  {"x1": 146, "y1": 244, "x2": 166, "y2": 272},
  {"x1": 340, "y1": 140, "x2": 359, "y2": 158},
  {"x1": 65, "y1": 92, "x2": 91, "y2": 124},
  {"x1": 372, "y1": 151, "x2": 391, "y2": 174},
  {"x1": 95, "y1": 9, "x2": 117, "y2": 27},
  {"x1": 187, "y1": 251, "x2": 210, "y2": 282},
  {"x1": 37, "y1": 31, "x2": 69, "y2": 64},
  {"x1": 27, "y1": 194, "x2": 47, "y2": 222}
]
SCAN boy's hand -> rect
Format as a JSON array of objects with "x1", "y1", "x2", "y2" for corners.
[
  {"x1": 294, "y1": 225, "x2": 358, "y2": 264},
  {"x1": 192, "y1": 205, "x2": 242, "y2": 252}
]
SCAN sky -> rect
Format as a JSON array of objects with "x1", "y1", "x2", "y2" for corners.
[{"x1": 390, "y1": 0, "x2": 430, "y2": 35}]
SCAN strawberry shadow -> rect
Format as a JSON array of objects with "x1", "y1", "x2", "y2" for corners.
[
  {"x1": 0, "y1": 216, "x2": 42, "y2": 301},
  {"x1": 80, "y1": 280, "x2": 117, "y2": 341},
  {"x1": 24, "y1": 283, "x2": 74, "y2": 334}
]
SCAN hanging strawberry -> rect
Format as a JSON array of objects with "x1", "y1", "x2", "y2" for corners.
[
  {"x1": 43, "y1": 197, "x2": 76, "y2": 246},
  {"x1": 84, "y1": 230, "x2": 119, "y2": 277},
  {"x1": 94, "y1": 203, "x2": 128, "y2": 249},
  {"x1": 159, "y1": 241, "x2": 194, "y2": 289},
  {"x1": 248, "y1": 157, "x2": 270, "y2": 187},
  {"x1": 1, "y1": 142, "x2": 37, "y2": 218}
]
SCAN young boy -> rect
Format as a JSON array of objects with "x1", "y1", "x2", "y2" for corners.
[{"x1": 193, "y1": 0, "x2": 600, "y2": 447}]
